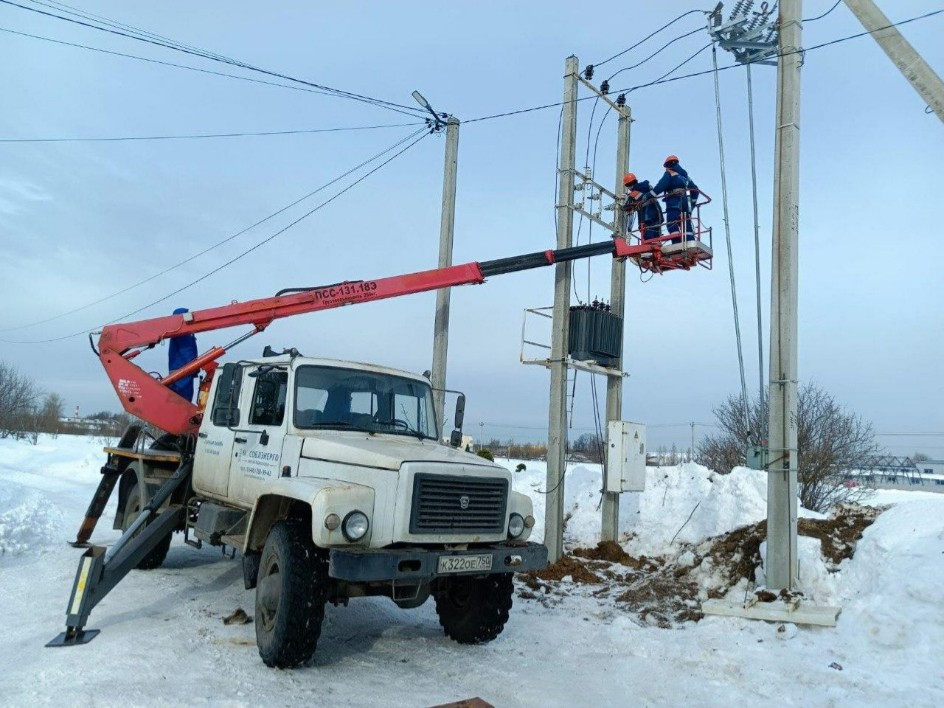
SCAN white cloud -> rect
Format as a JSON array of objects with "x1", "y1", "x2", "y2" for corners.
[{"x1": 0, "y1": 177, "x2": 51, "y2": 216}]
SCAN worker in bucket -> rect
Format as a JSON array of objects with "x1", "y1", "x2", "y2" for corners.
[
  {"x1": 167, "y1": 307, "x2": 199, "y2": 402},
  {"x1": 622, "y1": 172, "x2": 663, "y2": 241},
  {"x1": 653, "y1": 155, "x2": 700, "y2": 243}
]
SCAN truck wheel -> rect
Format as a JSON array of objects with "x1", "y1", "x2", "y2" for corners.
[
  {"x1": 434, "y1": 573, "x2": 514, "y2": 644},
  {"x1": 255, "y1": 520, "x2": 328, "y2": 668},
  {"x1": 122, "y1": 480, "x2": 173, "y2": 570}
]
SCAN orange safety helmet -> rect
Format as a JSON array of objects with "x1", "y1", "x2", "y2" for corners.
[
  {"x1": 623, "y1": 172, "x2": 638, "y2": 186},
  {"x1": 663, "y1": 154, "x2": 679, "y2": 167}
]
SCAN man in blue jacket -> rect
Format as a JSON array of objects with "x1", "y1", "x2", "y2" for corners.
[
  {"x1": 622, "y1": 172, "x2": 664, "y2": 241},
  {"x1": 168, "y1": 307, "x2": 199, "y2": 402},
  {"x1": 653, "y1": 155, "x2": 700, "y2": 243}
]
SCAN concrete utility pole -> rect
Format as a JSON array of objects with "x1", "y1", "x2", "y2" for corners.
[
  {"x1": 545, "y1": 55, "x2": 579, "y2": 563},
  {"x1": 431, "y1": 116, "x2": 460, "y2": 428},
  {"x1": 600, "y1": 107, "x2": 631, "y2": 543},
  {"x1": 766, "y1": 0, "x2": 802, "y2": 591},
  {"x1": 843, "y1": 0, "x2": 944, "y2": 123}
]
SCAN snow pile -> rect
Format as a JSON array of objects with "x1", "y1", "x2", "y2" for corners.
[
  {"x1": 625, "y1": 463, "x2": 767, "y2": 556},
  {"x1": 0, "y1": 434, "x2": 113, "y2": 486},
  {"x1": 507, "y1": 459, "x2": 770, "y2": 556},
  {"x1": 837, "y1": 500, "x2": 944, "y2": 652},
  {"x1": 0, "y1": 479, "x2": 63, "y2": 555},
  {"x1": 755, "y1": 535, "x2": 840, "y2": 606},
  {"x1": 0, "y1": 434, "x2": 108, "y2": 556}
]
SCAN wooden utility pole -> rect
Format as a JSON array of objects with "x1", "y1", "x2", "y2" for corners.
[
  {"x1": 545, "y1": 56, "x2": 579, "y2": 563},
  {"x1": 431, "y1": 117, "x2": 460, "y2": 427},
  {"x1": 766, "y1": 0, "x2": 802, "y2": 591}
]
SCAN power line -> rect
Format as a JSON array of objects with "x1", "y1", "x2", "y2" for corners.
[
  {"x1": 606, "y1": 26, "x2": 706, "y2": 81},
  {"x1": 805, "y1": 1, "x2": 843, "y2": 23},
  {"x1": 0, "y1": 121, "x2": 423, "y2": 143},
  {"x1": 464, "y1": 8, "x2": 944, "y2": 124},
  {"x1": 27, "y1": 0, "x2": 235, "y2": 62},
  {"x1": 0, "y1": 25, "x2": 368, "y2": 99},
  {"x1": 108, "y1": 129, "x2": 429, "y2": 324},
  {"x1": 0, "y1": 128, "x2": 430, "y2": 343},
  {"x1": 592, "y1": 9, "x2": 708, "y2": 68},
  {"x1": 648, "y1": 41, "x2": 713, "y2": 87},
  {"x1": 5, "y1": 0, "x2": 426, "y2": 116},
  {"x1": 0, "y1": 0, "x2": 427, "y2": 118}
]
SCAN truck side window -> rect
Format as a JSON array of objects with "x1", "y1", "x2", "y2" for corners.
[
  {"x1": 249, "y1": 371, "x2": 288, "y2": 427},
  {"x1": 210, "y1": 363, "x2": 242, "y2": 427}
]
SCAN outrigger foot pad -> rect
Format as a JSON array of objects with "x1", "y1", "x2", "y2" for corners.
[{"x1": 46, "y1": 628, "x2": 100, "y2": 647}]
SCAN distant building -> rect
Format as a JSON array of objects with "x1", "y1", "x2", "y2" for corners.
[
  {"x1": 916, "y1": 460, "x2": 944, "y2": 476},
  {"x1": 57, "y1": 414, "x2": 112, "y2": 433},
  {"x1": 844, "y1": 455, "x2": 944, "y2": 494}
]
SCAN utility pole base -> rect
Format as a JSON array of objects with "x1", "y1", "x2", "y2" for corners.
[{"x1": 701, "y1": 597, "x2": 840, "y2": 627}]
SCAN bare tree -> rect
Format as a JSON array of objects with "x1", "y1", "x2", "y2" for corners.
[
  {"x1": 0, "y1": 361, "x2": 41, "y2": 437},
  {"x1": 698, "y1": 383, "x2": 881, "y2": 512},
  {"x1": 570, "y1": 432, "x2": 604, "y2": 463},
  {"x1": 38, "y1": 393, "x2": 64, "y2": 434}
]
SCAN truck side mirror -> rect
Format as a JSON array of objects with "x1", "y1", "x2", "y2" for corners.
[
  {"x1": 454, "y1": 394, "x2": 465, "y2": 429},
  {"x1": 450, "y1": 394, "x2": 465, "y2": 447}
]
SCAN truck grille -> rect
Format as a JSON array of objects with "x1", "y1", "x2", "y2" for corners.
[{"x1": 409, "y1": 473, "x2": 508, "y2": 535}]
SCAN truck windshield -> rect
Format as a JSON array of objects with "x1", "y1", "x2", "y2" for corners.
[{"x1": 294, "y1": 365, "x2": 438, "y2": 440}]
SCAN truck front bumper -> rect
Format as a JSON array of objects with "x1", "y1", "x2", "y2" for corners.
[{"x1": 328, "y1": 542, "x2": 548, "y2": 582}]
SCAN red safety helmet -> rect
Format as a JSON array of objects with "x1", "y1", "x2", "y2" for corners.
[
  {"x1": 623, "y1": 172, "x2": 638, "y2": 187},
  {"x1": 663, "y1": 154, "x2": 679, "y2": 167}
]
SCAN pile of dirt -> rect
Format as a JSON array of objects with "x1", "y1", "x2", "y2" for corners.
[
  {"x1": 798, "y1": 503, "x2": 885, "y2": 566},
  {"x1": 525, "y1": 554, "x2": 606, "y2": 585},
  {"x1": 572, "y1": 540, "x2": 633, "y2": 565},
  {"x1": 517, "y1": 503, "x2": 886, "y2": 626}
]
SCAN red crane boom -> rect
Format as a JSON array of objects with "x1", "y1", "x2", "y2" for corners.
[{"x1": 97, "y1": 238, "x2": 666, "y2": 435}]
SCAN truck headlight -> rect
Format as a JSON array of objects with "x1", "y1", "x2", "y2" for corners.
[
  {"x1": 342, "y1": 510, "x2": 370, "y2": 542},
  {"x1": 508, "y1": 513, "x2": 526, "y2": 539}
]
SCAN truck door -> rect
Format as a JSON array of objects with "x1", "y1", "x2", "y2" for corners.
[
  {"x1": 229, "y1": 368, "x2": 289, "y2": 506},
  {"x1": 193, "y1": 362, "x2": 244, "y2": 499}
]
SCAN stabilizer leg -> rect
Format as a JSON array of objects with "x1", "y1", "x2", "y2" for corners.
[
  {"x1": 48, "y1": 456, "x2": 192, "y2": 649},
  {"x1": 70, "y1": 424, "x2": 142, "y2": 547}
]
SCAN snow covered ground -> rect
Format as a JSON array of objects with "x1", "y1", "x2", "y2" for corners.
[{"x1": 1, "y1": 434, "x2": 942, "y2": 707}]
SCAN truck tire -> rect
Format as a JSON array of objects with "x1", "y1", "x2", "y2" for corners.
[
  {"x1": 122, "y1": 480, "x2": 173, "y2": 570},
  {"x1": 434, "y1": 572, "x2": 514, "y2": 644},
  {"x1": 255, "y1": 520, "x2": 328, "y2": 668}
]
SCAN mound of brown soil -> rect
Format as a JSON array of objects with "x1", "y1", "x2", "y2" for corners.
[
  {"x1": 516, "y1": 503, "x2": 886, "y2": 625},
  {"x1": 572, "y1": 540, "x2": 633, "y2": 565}
]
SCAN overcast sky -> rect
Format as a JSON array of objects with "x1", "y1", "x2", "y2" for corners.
[{"x1": 0, "y1": 1, "x2": 941, "y2": 456}]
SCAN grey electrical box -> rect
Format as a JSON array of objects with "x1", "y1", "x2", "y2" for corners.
[
  {"x1": 746, "y1": 445, "x2": 769, "y2": 471},
  {"x1": 605, "y1": 421, "x2": 646, "y2": 493}
]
